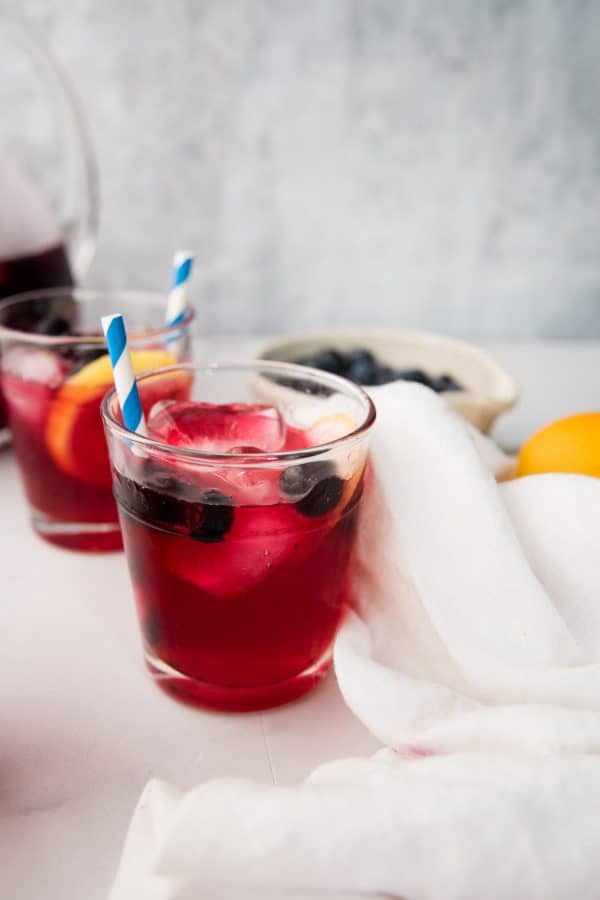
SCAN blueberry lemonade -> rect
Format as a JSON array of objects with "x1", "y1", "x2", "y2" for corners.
[
  {"x1": 0, "y1": 289, "x2": 193, "y2": 550},
  {"x1": 102, "y1": 362, "x2": 375, "y2": 712}
]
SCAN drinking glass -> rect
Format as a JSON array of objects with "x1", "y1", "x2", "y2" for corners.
[
  {"x1": 102, "y1": 361, "x2": 375, "y2": 711},
  {"x1": 0, "y1": 288, "x2": 194, "y2": 551}
]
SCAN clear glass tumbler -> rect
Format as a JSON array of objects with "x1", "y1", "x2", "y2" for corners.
[
  {"x1": 102, "y1": 361, "x2": 375, "y2": 711},
  {"x1": 0, "y1": 288, "x2": 194, "y2": 551}
]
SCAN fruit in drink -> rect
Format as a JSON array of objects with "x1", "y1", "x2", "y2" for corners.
[
  {"x1": 45, "y1": 349, "x2": 175, "y2": 485},
  {"x1": 1, "y1": 344, "x2": 180, "y2": 550},
  {"x1": 113, "y1": 399, "x2": 366, "y2": 710}
]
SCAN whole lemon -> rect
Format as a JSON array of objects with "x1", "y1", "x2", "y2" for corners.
[{"x1": 517, "y1": 412, "x2": 600, "y2": 478}]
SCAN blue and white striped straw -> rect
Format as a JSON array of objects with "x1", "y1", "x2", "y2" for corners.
[
  {"x1": 166, "y1": 250, "x2": 194, "y2": 328},
  {"x1": 101, "y1": 314, "x2": 147, "y2": 436}
]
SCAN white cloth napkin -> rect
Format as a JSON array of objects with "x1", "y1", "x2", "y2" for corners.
[{"x1": 109, "y1": 383, "x2": 600, "y2": 900}]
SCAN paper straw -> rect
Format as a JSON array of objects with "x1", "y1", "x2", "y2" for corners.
[
  {"x1": 166, "y1": 250, "x2": 194, "y2": 327},
  {"x1": 101, "y1": 314, "x2": 147, "y2": 436}
]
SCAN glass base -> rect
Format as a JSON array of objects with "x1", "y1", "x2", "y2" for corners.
[
  {"x1": 145, "y1": 648, "x2": 333, "y2": 712},
  {"x1": 32, "y1": 509, "x2": 123, "y2": 553}
]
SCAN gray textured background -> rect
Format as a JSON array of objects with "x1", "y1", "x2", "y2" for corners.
[{"x1": 9, "y1": 0, "x2": 600, "y2": 337}]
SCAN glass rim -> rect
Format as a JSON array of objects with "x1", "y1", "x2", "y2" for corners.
[
  {"x1": 101, "y1": 359, "x2": 377, "y2": 466},
  {"x1": 0, "y1": 287, "x2": 196, "y2": 346}
]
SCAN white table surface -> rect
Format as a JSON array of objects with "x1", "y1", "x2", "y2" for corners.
[{"x1": 1, "y1": 337, "x2": 598, "y2": 900}]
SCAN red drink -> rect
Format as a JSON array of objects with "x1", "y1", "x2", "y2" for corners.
[
  {"x1": 0, "y1": 243, "x2": 73, "y2": 434},
  {"x1": 102, "y1": 363, "x2": 375, "y2": 712},
  {"x1": 0, "y1": 289, "x2": 194, "y2": 551},
  {"x1": 116, "y1": 425, "x2": 361, "y2": 710},
  {"x1": 3, "y1": 361, "x2": 118, "y2": 550}
]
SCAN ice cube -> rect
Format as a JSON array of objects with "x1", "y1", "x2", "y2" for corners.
[
  {"x1": 0, "y1": 373, "x2": 54, "y2": 437},
  {"x1": 147, "y1": 400, "x2": 287, "y2": 453},
  {"x1": 2, "y1": 346, "x2": 66, "y2": 387},
  {"x1": 161, "y1": 502, "x2": 324, "y2": 599}
]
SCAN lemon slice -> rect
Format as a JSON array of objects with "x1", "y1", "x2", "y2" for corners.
[
  {"x1": 66, "y1": 349, "x2": 175, "y2": 388},
  {"x1": 45, "y1": 349, "x2": 178, "y2": 485},
  {"x1": 306, "y1": 412, "x2": 357, "y2": 445}
]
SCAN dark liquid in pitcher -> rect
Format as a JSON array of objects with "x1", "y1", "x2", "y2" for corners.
[
  {"x1": 0, "y1": 242, "x2": 74, "y2": 434},
  {"x1": 0, "y1": 242, "x2": 73, "y2": 301}
]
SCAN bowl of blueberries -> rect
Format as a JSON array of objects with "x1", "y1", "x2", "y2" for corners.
[{"x1": 258, "y1": 328, "x2": 518, "y2": 433}]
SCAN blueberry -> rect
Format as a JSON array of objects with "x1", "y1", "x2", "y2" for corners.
[
  {"x1": 148, "y1": 473, "x2": 198, "y2": 501},
  {"x1": 346, "y1": 349, "x2": 378, "y2": 385},
  {"x1": 114, "y1": 473, "x2": 231, "y2": 542},
  {"x1": 308, "y1": 349, "x2": 346, "y2": 375},
  {"x1": 346, "y1": 359, "x2": 379, "y2": 384},
  {"x1": 302, "y1": 380, "x2": 333, "y2": 397},
  {"x1": 114, "y1": 475, "x2": 191, "y2": 531},
  {"x1": 273, "y1": 374, "x2": 333, "y2": 398},
  {"x1": 189, "y1": 489, "x2": 234, "y2": 543},
  {"x1": 432, "y1": 374, "x2": 462, "y2": 393},
  {"x1": 346, "y1": 348, "x2": 376, "y2": 367},
  {"x1": 295, "y1": 475, "x2": 344, "y2": 517},
  {"x1": 375, "y1": 365, "x2": 398, "y2": 385},
  {"x1": 395, "y1": 368, "x2": 432, "y2": 387},
  {"x1": 279, "y1": 460, "x2": 336, "y2": 498},
  {"x1": 33, "y1": 315, "x2": 72, "y2": 336}
]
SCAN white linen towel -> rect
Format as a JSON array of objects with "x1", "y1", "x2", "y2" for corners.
[{"x1": 109, "y1": 383, "x2": 600, "y2": 900}]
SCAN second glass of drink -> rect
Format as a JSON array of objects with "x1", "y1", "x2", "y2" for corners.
[{"x1": 0, "y1": 288, "x2": 194, "y2": 550}]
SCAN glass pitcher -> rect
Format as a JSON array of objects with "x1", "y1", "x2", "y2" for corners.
[
  {"x1": 0, "y1": 14, "x2": 98, "y2": 300},
  {"x1": 0, "y1": 14, "x2": 98, "y2": 442}
]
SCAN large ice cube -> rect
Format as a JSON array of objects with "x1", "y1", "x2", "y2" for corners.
[
  {"x1": 0, "y1": 348, "x2": 67, "y2": 437},
  {"x1": 148, "y1": 400, "x2": 287, "y2": 453},
  {"x1": 2, "y1": 346, "x2": 66, "y2": 386},
  {"x1": 159, "y1": 502, "x2": 327, "y2": 599}
]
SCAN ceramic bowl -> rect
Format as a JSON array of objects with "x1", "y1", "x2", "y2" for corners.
[{"x1": 258, "y1": 328, "x2": 518, "y2": 433}]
